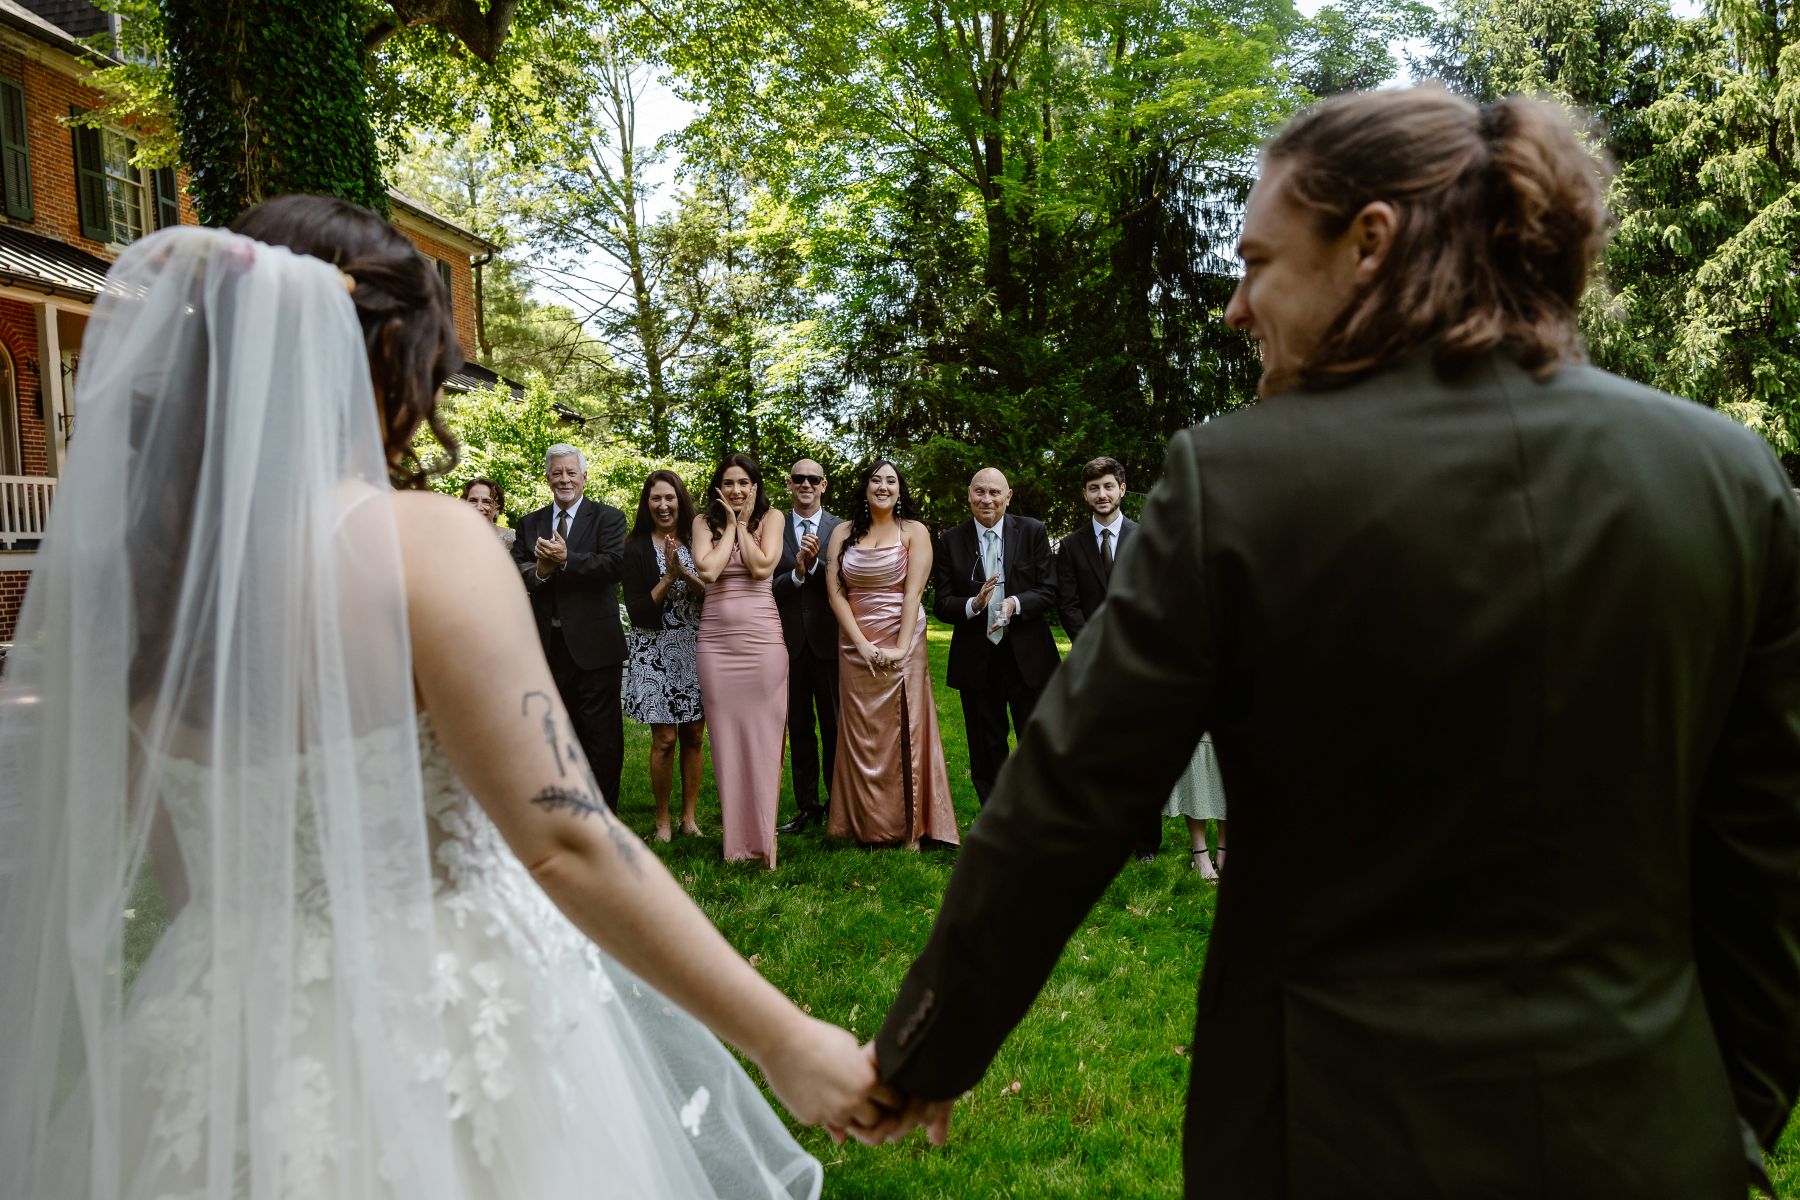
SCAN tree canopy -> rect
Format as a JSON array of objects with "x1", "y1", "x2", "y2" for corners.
[{"x1": 127, "y1": 0, "x2": 1800, "y2": 523}]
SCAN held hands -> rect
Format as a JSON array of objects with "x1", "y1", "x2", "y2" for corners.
[
  {"x1": 849, "y1": 1076, "x2": 956, "y2": 1149},
  {"x1": 757, "y1": 1016, "x2": 898, "y2": 1141},
  {"x1": 758, "y1": 1019, "x2": 953, "y2": 1149}
]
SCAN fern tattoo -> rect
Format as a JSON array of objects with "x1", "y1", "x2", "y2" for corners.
[{"x1": 522, "y1": 690, "x2": 642, "y2": 873}]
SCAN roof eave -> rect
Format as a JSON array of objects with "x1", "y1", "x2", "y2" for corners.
[
  {"x1": 0, "y1": 7, "x2": 116, "y2": 68},
  {"x1": 388, "y1": 193, "x2": 498, "y2": 255},
  {"x1": 0, "y1": 267, "x2": 95, "y2": 303}
]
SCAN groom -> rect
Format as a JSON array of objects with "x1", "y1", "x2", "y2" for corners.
[{"x1": 862, "y1": 87, "x2": 1800, "y2": 1195}]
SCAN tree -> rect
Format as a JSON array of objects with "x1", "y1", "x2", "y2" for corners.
[
  {"x1": 390, "y1": 125, "x2": 626, "y2": 420},
  {"x1": 149, "y1": 0, "x2": 616, "y2": 223},
  {"x1": 427, "y1": 376, "x2": 700, "y2": 517},
  {"x1": 1414, "y1": 0, "x2": 1800, "y2": 454},
  {"x1": 525, "y1": 48, "x2": 701, "y2": 454},
  {"x1": 161, "y1": 0, "x2": 389, "y2": 220}
]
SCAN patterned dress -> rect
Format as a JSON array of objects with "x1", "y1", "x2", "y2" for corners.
[{"x1": 624, "y1": 543, "x2": 705, "y2": 726}]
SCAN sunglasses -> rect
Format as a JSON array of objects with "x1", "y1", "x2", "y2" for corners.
[{"x1": 789, "y1": 473, "x2": 825, "y2": 486}]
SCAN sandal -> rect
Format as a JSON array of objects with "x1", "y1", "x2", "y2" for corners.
[{"x1": 1190, "y1": 848, "x2": 1220, "y2": 881}]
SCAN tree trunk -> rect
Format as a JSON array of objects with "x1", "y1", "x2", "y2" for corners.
[{"x1": 163, "y1": 0, "x2": 387, "y2": 224}]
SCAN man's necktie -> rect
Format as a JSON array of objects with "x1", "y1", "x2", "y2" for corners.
[
  {"x1": 799, "y1": 519, "x2": 815, "y2": 574},
  {"x1": 1101, "y1": 526, "x2": 1114, "y2": 578},
  {"x1": 984, "y1": 527, "x2": 1006, "y2": 645},
  {"x1": 549, "y1": 509, "x2": 570, "y2": 625}
]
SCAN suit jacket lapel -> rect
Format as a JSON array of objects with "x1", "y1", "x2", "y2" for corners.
[
  {"x1": 783, "y1": 511, "x2": 800, "y2": 564},
  {"x1": 1080, "y1": 527, "x2": 1108, "y2": 592},
  {"x1": 566, "y1": 499, "x2": 599, "y2": 547}
]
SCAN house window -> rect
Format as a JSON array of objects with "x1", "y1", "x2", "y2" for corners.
[
  {"x1": 437, "y1": 258, "x2": 456, "y2": 314},
  {"x1": 0, "y1": 78, "x2": 32, "y2": 223},
  {"x1": 72, "y1": 109, "x2": 179, "y2": 244},
  {"x1": 100, "y1": 130, "x2": 144, "y2": 244}
]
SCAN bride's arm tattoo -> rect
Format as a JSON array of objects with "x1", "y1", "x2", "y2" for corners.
[{"x1": 520, "y1": 691, "x2": 642, "y2": 873}]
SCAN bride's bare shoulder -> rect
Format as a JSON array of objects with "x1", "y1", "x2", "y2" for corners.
[{"x1": 390, "y1": 490, "x2": 513, "y2": 571}]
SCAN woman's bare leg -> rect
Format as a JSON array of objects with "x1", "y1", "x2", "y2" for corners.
[
  {"x1": 677, "y1": 720, "x2": 705, "y2": 835},
  {"x1": 649, "y1": 724, "x2": 677, "y2": 841}
]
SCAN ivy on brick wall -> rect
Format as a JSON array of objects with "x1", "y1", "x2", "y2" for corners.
[{"x1": 160, "y1": 0, "x2": 387, "y2": 224}]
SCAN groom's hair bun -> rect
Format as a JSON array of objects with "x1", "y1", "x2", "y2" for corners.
[{"x1": 1263, "y1": 85, "x2": 1610, "y2": 389}]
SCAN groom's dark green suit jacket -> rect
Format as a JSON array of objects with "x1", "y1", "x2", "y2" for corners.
[{"x1": 876, "y1": 353, "x2": 1800, "y2": 1197}]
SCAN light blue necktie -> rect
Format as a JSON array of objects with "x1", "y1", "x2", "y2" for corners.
[{"x1": 984, "y1": 527, "x2": 1006, "y2": 645}]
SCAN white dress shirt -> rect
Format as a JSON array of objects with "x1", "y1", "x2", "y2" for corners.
[
  {"x1": 1093, "y1": 512, "x2": 1124, "y2": 553},
  {"x1": 965, "y1": 516, "x2": 1018, "y2": 621},
  {"x1": 790, "y1": 509, "x2": 825, "y2": 584}
]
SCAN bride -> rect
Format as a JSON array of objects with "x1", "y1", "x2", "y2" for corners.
[{"x1": 0, "y1": 197, "x2": 883, "y2": 1198}]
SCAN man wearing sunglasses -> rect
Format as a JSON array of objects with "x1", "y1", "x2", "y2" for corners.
[{"x1": 773, "y1": 459, "x2": 843, "y2": 834}]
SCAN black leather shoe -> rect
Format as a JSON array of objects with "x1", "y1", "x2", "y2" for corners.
[{"x1": 777, "y1": 807, "x2": 824, "y2": 835}]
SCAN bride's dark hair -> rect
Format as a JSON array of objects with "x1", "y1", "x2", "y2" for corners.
[
  {"x1": 837, "y1": 458, "x2": 920, "y2": 596},
  {"x1": 230, "y1": 194, "x2": 463, "y2": 488}
]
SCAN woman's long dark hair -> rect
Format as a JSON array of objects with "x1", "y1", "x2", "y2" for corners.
[
  {"x1": 838, "y1": 458, "x2": 921, "y2": 595},
  {"x1": 702, "y1": 453, "x2": 771, "y2": 537},
  {"x1": 631, "y1": 469, "x2": 697, "y2": 541},
  {"x1": 230, "y1": 194, "x2": 463, "y2": 487}
]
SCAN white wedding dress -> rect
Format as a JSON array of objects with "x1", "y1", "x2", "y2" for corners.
[
  {"x1": 114, "y1": 714, "x2": 822, "y2": 1199},
  {"x1": 0, "y1": 226, "x2": 821, "y2": 1199}
]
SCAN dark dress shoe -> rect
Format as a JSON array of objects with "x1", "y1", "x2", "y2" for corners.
[{"x1": 777, "y1": 807, "x2": 824, "y2": 835}]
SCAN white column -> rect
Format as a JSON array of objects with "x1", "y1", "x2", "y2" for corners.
[{"x1": 38, "y1": 300, "x2": 61, "y2": 477}]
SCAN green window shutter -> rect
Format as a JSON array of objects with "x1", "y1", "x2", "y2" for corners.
[
  {"x1": 0, "y1": 79, "x2": 32, "y2": 222},
  {"x1": 436, "y1": 258, "x2": 453, "y2": 309},
  {"x1": 70, "y1": 107, "x2": 109, "y2": 242},
  {"x1": 152, "y1": 167, "x2": 179, "y2": 229}
]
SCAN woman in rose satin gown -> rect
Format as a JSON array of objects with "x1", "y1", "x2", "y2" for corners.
[
  {"x1": 694, "y1": 454, "x2": 790, "y2": 868},
  {"x1": 823, "y1": 460, "x2": 960, "y2": 849}
]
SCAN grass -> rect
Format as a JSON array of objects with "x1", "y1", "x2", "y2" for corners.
[{"x1": 119, "y1": 617, "x2": 1800, "y2": 1197}]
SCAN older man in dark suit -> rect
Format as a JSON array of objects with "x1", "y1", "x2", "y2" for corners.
[
  {"x1": 512, "y1": 444, "x2": 629, "y2": 810},
  {"x1": 773, "y1": 458, "x2": 843, "y2": 834},
  {"x1": 930, "y1": 467, "x2": 1060, "y2": 806},
  {"x1": 865, "y1": 87, "x2": 1800, "y2": 1196}
]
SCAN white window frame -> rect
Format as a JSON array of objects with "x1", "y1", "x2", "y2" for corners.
[{"x1": 97, "y1": 128, "x2": 151, "y2": 250}]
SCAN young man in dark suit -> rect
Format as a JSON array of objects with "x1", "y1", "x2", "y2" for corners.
[
  {"x1": 930, "y1": 467, "x2": 1060, "y2": 805},
  {"x1": 772, "y1": 458, "x2": 843, "y2": 834},
  {"x1": 1055, "y1": 456, "x2": 1136, "y2": 641},
  {"x1": 511, "y1": 444, "x2": 629, "y2": 810},
  {"x1": 863, "y1": 88, "x2": 1800, "y2": 1196},
  {"x1": 1055, "y1": 455, "x2": 1159, "y2": 862}
]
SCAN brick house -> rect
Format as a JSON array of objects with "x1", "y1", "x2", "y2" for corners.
[{"x1": 0, "y1": 0, "x2": 509, "y2": 642}]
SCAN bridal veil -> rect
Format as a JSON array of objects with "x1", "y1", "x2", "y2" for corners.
[{"x1": 0, "y1": 225, "x2": 463, "y2": 1196}]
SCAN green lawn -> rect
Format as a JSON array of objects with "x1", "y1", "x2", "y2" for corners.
[{"x1": 118, "y1": 617, "x2": 1800, "y2": 1197}]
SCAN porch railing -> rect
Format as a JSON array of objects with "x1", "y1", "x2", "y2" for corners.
[{"x1": 0, "y1": 475, "x2": 54, "y2": 550}]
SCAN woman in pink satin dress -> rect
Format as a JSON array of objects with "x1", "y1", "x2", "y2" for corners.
[
  {"x1": 823, "y1": 460, "x2": 960, "y2": 849},
  {"x1": 694, "y1": 454, "x2": 789, "y2": 868}
]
